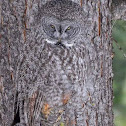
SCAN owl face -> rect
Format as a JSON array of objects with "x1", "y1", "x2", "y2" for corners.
[{"x1": 42, "y1": 17, "x2": 81, "y2": 47}]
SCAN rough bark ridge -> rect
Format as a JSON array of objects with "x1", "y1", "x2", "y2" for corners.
[
  {"x1": 112, "y1": 0, "x2": 126, "y2": 20},
  {"x1": 0, "y1": 0, "x2": 114, "y2": 126}
]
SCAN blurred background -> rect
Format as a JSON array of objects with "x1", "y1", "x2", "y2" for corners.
[{"x1": 112, "y1": 20, "x2": 126, "y2": 126}]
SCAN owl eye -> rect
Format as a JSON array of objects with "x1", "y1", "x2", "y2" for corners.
[
  {"x1": 67, "y1": 26, "x2": 71, "y2": 30},
  {"x1": 65, "y1": 26, "x2": 72, "y2": 32},
  {"x1": 50, "y1": 25, "x2": 55, "y2": 29}
]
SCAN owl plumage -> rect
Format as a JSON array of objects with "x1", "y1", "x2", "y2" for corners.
[{"x1": 14, "y1": 0, "x2": 89, "y2": 126}]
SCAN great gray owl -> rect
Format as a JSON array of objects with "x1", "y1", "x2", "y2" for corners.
[{"x1": 14, "y1": 0, "x2": 89, "y2": 126}]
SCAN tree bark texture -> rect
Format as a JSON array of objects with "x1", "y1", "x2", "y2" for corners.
[
  {"x1": 0, "y1": 0, "x2": 114, "y2": 126},
  {"x1": 112, "y1": 0, "x2": 126, "y2": 20}
]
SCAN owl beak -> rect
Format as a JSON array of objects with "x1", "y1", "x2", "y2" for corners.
[
  {"x1": 58, "y1": 38, "x2": 61, "y2": 42},
  {"x1": 56, "y1": 38, "x2": 61, "y2": 45},
  {"x1": 55, "y1": 38, "x2": 65, "y2": 48}
]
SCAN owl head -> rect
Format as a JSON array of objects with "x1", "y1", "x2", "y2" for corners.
[
  {"x1": 36, "y1": 0, "x2": 86, "y2": 48},
  {"x1": 42, "y1": 16, "x2": 81, "y2": 47}
]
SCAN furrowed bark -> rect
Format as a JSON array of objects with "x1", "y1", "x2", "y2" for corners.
[{"x1": 0, "y1": 0, "x2": 115, "y2": 126}]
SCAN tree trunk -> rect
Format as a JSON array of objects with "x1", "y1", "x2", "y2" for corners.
[
  {"x1": 0, "y1": 0, "x2": 114, "y2": 126},
  {"x1": 112, "y1": 0, "x2": 126, "y2": 20}
]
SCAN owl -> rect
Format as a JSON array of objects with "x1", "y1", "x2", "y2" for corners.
[{"x1": 13, "y1": 0, "x2": 89, "y2": 126}]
